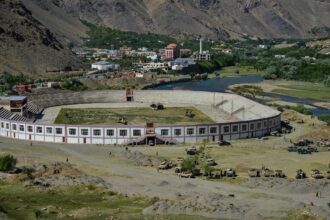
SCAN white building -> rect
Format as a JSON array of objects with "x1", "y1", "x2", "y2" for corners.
[{"x1": 91, "y1": 61, "x2": 119, "y2": 71}]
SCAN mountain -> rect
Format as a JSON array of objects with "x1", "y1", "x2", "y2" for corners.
[
  {"x1": 52, "y1": 0, "x2": 330, "y2": 40},
  {"x1": 0, "y1": 0, "x2": 87, "y2": 76}
]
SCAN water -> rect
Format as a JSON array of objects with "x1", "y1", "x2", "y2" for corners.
[
  {"x1": 155, "y1": 75, "x2": 263, "y2": 92},
  {"x1": 153, "y1": 75, "x2": 330, "y2": 116}
]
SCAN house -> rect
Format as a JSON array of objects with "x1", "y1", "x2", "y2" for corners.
[{"x1": 91, "y1": 61, "x2": 120, "y2": 71}]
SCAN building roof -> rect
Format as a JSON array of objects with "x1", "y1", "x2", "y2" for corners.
[
  {"x1": 92, "y1": 61, "x2": 115, "y2": 66},
  {"x1": 0, "y1": 96, "x2": 27, "y2": 101},
  {"x1": 166, "y1": 43, "x2": 177, "y2": 49}
]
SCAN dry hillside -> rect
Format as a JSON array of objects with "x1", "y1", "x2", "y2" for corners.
[
  {"x1": 53, "y1": 0, "x2": 330, "y2": 39},
  {"x1": 0, "y1": 0, "x2": 86, "y2": 76}
]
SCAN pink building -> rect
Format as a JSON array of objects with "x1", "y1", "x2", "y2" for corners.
[{"x1": 165, "y1": 43, "x2": 179, "y2": 60}]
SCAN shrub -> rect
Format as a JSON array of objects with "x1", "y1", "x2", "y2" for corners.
[{"x1": 0, "y1": 155, "x2": 17, "y2": 172}]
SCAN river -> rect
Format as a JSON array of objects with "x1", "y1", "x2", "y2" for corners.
[{"x1": 153, "y1": 75, "x2": 330, "y2": 116}]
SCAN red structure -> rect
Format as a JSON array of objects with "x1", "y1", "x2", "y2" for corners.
[{"x1": 165, "y1": 43, "x2": 179, "y2": 60}]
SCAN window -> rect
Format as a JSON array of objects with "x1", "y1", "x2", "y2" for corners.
[
  {"x1": 81, "y1": 129, "x2": 89, "y2": 136},
  {"x1": 93, "y1": 129, "x2": 101, "y2": 136},
  {"x1": 56, "y1": 128, "x2": 63, "y2": 135},
  {"x1": 210, "y1": 127, "x2": 217, "y2": 134},
  {"x1": 69, "y1": 128, "x2": 76, "y2": 135},
  {"x1": 199, "y1": 128, "x2": 206, "y2": 135},
  {"x1": 187, "y1": 128, "x2": 194, "y2": 135},
  {"x1": 263, "y1": 121, "x2": 267, "y2": 128},
  {"x1": 106, "y1": 129, "x2": 114, "y2": 137},
  {"x1": 232, "y1": 125, "x2": 238, "y2": 133},
  {"x1": 223, "y1": 126, "x2": 230, "y2": 133},
  {"x1": 46, "y1": 127, "x2": 53, "y2": 134},
  {"x1": 1, "y1": 122, "x2": 3, "y2": 128},
  {"x1": 133, "y1": 129, "x2": 141, "y2": 137},
  {"x1": 36, "y1": 126, "x2": 43, "y2": 133},
  {"x1": 27, "y1": 126, "x2": 33, "y2": 132},
  {"x1": 174, "y1": 129, "x2": 181, "y2": 136},
  {"x1": 12, "y1": 124, "x2": 17, "y2": 131},
  {"x1": 119, "y1": 130, "x2": 127, "y2": 137},
  {"x1": 19, "y1": 125, "x2": 24, "y2": 131},
  {"x1": 250, "y1": 123, "x2": 255, "y2": 130},
  {"x1": 6, "y1": 123, "x2": 9, "y2": 129},
  {"x1": 257, "y1": 122, "x2": 262, "y2": 130},
  {"x1": 241, "y1": 124, "x2": 247, "y2": 131},
  {"x1": 161, "y1": 129, "x2": 169, "y2": 136}
]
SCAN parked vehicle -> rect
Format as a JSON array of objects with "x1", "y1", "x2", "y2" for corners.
[{"x1": 218, "y1": 140, "x2": 231, "y2": 146}]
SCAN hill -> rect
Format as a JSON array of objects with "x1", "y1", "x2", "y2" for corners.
[
  {"x1": 0, "y1": 0, "x2": 86, "y2": 76},
  {"x1": 53, "y1": 0, "x2": 330, "y2": 40}
]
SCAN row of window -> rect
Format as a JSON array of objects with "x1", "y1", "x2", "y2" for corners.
[{"x1": 0, "y1": 119, "x2": 280, "y2": 136}]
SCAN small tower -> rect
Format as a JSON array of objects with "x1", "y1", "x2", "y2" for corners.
[{"x1": 126, "y1": 88, "x2": 134, "y2": 102}]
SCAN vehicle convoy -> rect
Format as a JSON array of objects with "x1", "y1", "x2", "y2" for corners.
[
  {"x1": 296, "y1": 169, "x2": 307, "y2": 179},
  {"x1": 311, "y1": 170, "x2": 324, "y2": 179}
]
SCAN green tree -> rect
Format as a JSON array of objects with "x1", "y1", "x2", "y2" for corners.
[{"x1": 0, "y1": 155, "x2": 17, "y2": 172}]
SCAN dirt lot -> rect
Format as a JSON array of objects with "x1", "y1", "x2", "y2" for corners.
[{"x1": 0, "y1": 110, "x2": 329, "y2": 219}]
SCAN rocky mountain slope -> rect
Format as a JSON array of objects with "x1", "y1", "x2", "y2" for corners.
[
  {"x1": 53, "y1": 0, "x2": 330, "y2": 40},
  {"x1": 0, "y1": 0, "x2": 86, "y2": 76}
]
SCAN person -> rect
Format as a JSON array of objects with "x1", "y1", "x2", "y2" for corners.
[
  {"x1": 109, "y1": 151, "x2": 112, "y2": 157},
  {"x1": 66, "y1": 158, "x2": 69, "y2": 163},
  {"x1": 316, "y1": 192, "x2": 318, "y2": 197},
  {"x1": 30, "y1": 142, "x2": 32, "y2": 146}
]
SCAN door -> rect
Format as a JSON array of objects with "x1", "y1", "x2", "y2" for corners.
[{"x1": 83, "y1": 138, "x2": 87, "y2": 144}]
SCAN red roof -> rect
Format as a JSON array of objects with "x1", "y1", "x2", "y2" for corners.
[{"x1": 166, "y1": 43, "x2": 177, "y2": 49}]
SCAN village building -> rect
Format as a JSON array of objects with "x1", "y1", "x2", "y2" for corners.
[
  {"x1": 165, "y1": 43, "x2": 180, "y2": 60},
  {"x1": 91, "y1": 61, "x2": 120, "y2": 71}
]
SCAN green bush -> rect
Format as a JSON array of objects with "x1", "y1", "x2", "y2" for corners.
[{"x1": 0, "y1": 154, "x2": 17, "y2": 172}]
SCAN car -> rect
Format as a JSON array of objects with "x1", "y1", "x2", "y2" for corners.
[
  {"x1": 297, "y1": 148, "x2": 312, "y2": 154},
  {"x1": 148, "y1": 140, "x2": 155, "y2": 146},
  {"x1": 218, "y1": 140, "x2": 231, "y2": 146}
]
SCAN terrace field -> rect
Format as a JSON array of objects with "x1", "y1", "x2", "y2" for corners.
[{"x1": 54, "y1": 107, "x2": 214, "y2": 125}]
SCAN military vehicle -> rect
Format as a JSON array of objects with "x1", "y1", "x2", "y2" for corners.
[
  {"x1": 311, "y1": 170, "x2": 324, "y2": 179},
  {"x1": 294, "y1": 139, "x2": 313, "y2": 147},
  {"x1": 296, "y1": 169, "x2": 306, "y2": 179},
  {"x1": 179, "y1": 171, "x2": 194, "y2": 178},
  {"x1": 274, "y1": 170, "x2": 286, "y2": 178},
  {"x1": 262, "y1": 168, "x2": 275, "y2": 177},
  {"x1": 158, "y1": 161, "x2": 174, "y2": 170},
  {"x1": 224, "y1": 168, "x2": 236, "y2": 177},
  {"x1": 207, "y1": 159, "x2": 217, "y2": 166},
  {"x1": 248, "y1": 168, "x2": 261, "y2": 177},
  {"x1": 218, "y1": 140, "x2": 231, "y2": 146},
  {"x1": 186, "y1": 146, "x2": 198, "y2": 155}
]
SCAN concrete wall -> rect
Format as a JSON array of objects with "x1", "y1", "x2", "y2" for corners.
[{"x1": 0, "y1": 115, "x2": 281, "y2": 145}]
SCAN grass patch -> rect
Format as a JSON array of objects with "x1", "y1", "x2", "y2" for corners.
[
  {"x1": 319, "y1": 115, "x2": 330, "y2": 125},
  {"x1": 272, "y1": 84, "x2": 330, "y2": 102},
  {"x1": 55, "y1": 107, "x2": 214, "y2": 125},
  {"x1": 215, "y1": 66, "x2": 265, "y2": 78},
  {"x1": 0, "y1": 181, "x2": 212, "y2": 220}
]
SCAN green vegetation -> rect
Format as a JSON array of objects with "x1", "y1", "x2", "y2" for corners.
[
  {"x1": 61, "y1": 79, "x2": 87, "y2": 91},
  {"x1": 55, "y1": 107, "x2": 214, "y2": 125},
  {"x1": 319, "y1": 115, "x2": 330, "y2": 125},
  {"x1": 271, "y1": 83, "x2": 330, "y2": 102},
  {"x1": 84, "y1": 22, "x2": 213, "y2": 51},
  {"x1": 216, "y1": 66, "x2": 264, "y2": 77},
  {"x1": 0, "y1": 155, "x2": 17, "y2": 172},
  {"x1": 0, "y1": 181, "x2": 210, "y2": 220},
  {"x1": 231, "y1": 85, "x2": 264, "y2": 98},
  {"x1": 0, "y1": 72, "x2": 33, "y2": 94},
  {"x1": 270, "y1": 103, "x2": 312, "y2": 115}
]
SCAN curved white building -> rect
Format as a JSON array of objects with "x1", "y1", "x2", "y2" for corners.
[{"x1": 0, "y1": 90, "x2": 281, "y2": 145}]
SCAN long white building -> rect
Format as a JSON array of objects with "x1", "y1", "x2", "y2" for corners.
[{"x1": 0, "y1": 90, "x2": 281, "y2": 145}]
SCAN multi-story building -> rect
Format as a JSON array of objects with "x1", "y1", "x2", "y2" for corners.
[{"x1": 165, "y1": 43, "x2": 180, "y2": 60}]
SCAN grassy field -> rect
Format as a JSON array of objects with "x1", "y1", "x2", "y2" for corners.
[
  {"x1": 211, "y1": 66, "x2": 264, "y2": 78},
  {"x1": 272, "y1": 83, "x2": 330, "y2": 102},
  {"x1": 0, "y1": 182, "x2": 210, "y2": 220},
  {"x1": 55, "y1": 107, "x2": 214, "y2": 125}
]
